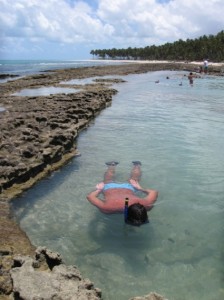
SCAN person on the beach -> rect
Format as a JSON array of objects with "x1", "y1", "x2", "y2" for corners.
[{"x1": 87, "y1": 161, "x2": 158, "y2": 226}]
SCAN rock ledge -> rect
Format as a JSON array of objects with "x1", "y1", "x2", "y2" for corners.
[{"x1": 10, "y1": 247, "x2": 102, "y2": 300}]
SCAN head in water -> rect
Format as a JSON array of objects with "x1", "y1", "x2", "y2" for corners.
[{"x1": 126, "y1": 203, "x2": 149, "y2": 226}]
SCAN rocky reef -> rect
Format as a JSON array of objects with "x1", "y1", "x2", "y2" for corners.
[
  {"x1": 0, "y1": 87, "x2": 117, "y2": 198},
  {"x1": 0, "y1": 67, "x2": 121, "y2": 298}
]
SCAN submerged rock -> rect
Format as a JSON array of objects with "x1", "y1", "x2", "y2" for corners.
[{"x1": 129, "y1": 293, "x2": 167, "y2": 300}]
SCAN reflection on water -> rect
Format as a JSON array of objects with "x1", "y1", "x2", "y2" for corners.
[
  {"x1": 12, "y1": 86, "x2": 81, "y2": 96},
  {"x1": 12, "y1": 71, "x2": 224, "y2": 300},
  {"x1": 0, "y1": 107, "x2": 6, "y2": 112}
]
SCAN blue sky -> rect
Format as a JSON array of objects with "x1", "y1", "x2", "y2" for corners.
[{"x1": 0, "y1": 0, "x2": 223, "y2": 60}]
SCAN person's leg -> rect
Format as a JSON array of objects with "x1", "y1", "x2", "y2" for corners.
[
  {"x1": 129, "y1": 161, "x2": 142, "y2": 182},
  {"x1": 104, "y1": 161, "x2": 119, "y2": 183}
]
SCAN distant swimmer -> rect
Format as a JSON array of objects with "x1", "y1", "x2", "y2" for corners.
[
  {"x1": 87, "y1": 161, "x2": 158, "y2": 226},
  {"x1": 155, "y1": 80, "x2": 160, "y2": 83},
  {"x1": 188, "y1": 72, "x2": 195, "y2": 86}
]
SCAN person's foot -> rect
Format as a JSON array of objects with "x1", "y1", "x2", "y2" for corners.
[
  {"x1": 105, "y1": 161, "x2": 119, "y2": 166},
  {"x1": 132, "y1": 161, "x2": 142, "y2": 166}
]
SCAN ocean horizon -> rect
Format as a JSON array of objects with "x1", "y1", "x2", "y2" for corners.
[{"x1": 0, "y1": 59, "x2": 126, "y2": 78}]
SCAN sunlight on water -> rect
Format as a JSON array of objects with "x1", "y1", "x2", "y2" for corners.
[{"x1": 12, "y1": 71, "x2": 224, "y2": 300}]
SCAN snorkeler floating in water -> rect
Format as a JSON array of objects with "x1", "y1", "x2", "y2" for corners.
[{"x1": 86, "y1": 161, "x2": 158, "y2": 226}]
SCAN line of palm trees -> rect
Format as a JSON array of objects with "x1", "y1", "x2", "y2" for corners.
[{"x1": 90, "y1": 30, "x2": 224, "y2": 62}]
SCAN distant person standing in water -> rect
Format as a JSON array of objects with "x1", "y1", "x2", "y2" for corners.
[
  {"x1": 87, "y1": 161, "x2": 158, "y2": 226},
  {"x1": 203, "y1": 59, "x2": 208, "y2": 74},
  {"x1": 188, "y1": 72, "x2": 195, "y2": 86}
]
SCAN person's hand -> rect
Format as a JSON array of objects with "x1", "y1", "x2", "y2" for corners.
[
  {"x1": 129, "y1": 179, "x2": 142, "y2": 190},
  {"x1": 96, "y1": 182, "x2": 105, "y2": 190}
]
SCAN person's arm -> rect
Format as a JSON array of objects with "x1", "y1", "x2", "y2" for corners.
[
  {"x1": 140, "y1": 188, "x2": 158, "y2": 210},
  {"x1": 86, "y1": 188, "x2": 106, "y2": 212},
  {"x1": 130, "y1": 179, "x2": 158, "y2": 210}
]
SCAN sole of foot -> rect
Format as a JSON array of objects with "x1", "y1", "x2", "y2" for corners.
[
  {"x1": 132, "y1": 161, "x2": 142, "y2": 166},
  {"x1": 105, "y1": 161, "x2": 119, "y2": 166}
]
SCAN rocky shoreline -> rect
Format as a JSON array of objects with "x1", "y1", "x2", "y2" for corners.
[{"x1": 0, "y1": 62, "x2": 223, "y2": 299}]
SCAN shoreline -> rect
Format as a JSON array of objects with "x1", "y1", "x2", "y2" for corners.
[
  {"x1": 0, "y1": 62, "x2": 223, "y2": 299},
  {"x1": 84, "y1": 59, "x2": 224, "y2": 67}
]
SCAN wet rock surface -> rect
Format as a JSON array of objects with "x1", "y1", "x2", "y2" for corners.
[{"x1": 0, "y1": 62, "x2": 223, "y2": 299}]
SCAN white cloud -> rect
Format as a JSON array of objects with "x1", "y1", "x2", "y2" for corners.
[
  {"x1": 0, "y1": 0, "x2": 223, "y2": 59},
  {"x1": 0, "y1": 0, "x2": 110, "y2": 43},
  {"x1": 97, "y1": 0, "x2": 224, "y2": 44}
]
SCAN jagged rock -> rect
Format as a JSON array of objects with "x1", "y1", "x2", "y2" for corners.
[
  {"x1": 10, "y1": 247, "x2": 102, "y2": 300},
  {"x1": 0, "y1": 86, "x2": 117, "y2": 197},
  {"x1": 0, "y1": 74, "x2": 19, "y2": 79}
]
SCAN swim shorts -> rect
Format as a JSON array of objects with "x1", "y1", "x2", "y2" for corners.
[{"x1": 103, "y1": 182, "x2": 136, "y2": 192}]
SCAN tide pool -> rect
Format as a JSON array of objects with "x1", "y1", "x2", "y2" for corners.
[
  {"x1": 12, "y1": 70, "x2": 224, "y2": 300},
  {"x1": 12, "y1": 86, "x2": 81, "y2": 96}
]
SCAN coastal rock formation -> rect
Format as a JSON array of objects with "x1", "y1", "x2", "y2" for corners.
[
  {"x1": 0, "y1": 88, "x2": 117, "y2": 198},
  {"x1": 0, "y1": 74, "x2": 19, "y2": 80},
  {"x1": 8, "y1": 247, "x2": 166, "y2": 300},
  {"x1": 10, "y1": 247, "x2": 102, "y2": 300},
  {"x1": 0, "y1": 73, "x2": 119, "y2": 298}
]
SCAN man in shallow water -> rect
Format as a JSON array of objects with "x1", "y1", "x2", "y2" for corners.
[{"x1": 87, "y1": 161, "x2": 158, "y2": 225}]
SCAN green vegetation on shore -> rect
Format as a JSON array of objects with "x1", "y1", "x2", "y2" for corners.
[{"x1": 90, "y1": 30, "x2": 224, "y2": 62}]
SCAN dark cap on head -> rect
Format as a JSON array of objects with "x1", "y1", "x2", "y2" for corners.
[{"x1": 126, "y1": 203, "x2": 149, "y2": 226}]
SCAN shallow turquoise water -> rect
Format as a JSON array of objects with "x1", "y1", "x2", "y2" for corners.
[{"x1": 12, "y1": 71, "x2": 224, "y2": 300}]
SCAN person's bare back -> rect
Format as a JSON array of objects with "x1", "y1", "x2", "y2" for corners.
[{"x1": 87, "y1": 161, "x2": 158, "y2": 218}]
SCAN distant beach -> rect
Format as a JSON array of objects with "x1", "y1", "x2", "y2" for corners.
[{"x1": 87, "y1": 59, "x2": 224, "y2": 67}]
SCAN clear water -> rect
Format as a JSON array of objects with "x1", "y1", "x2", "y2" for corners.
[{"x1": 12, "y1": 71, "x2": 224, "y2": 300}]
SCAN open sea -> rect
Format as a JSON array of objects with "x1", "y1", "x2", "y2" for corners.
[
  {"x1": 4, "y1": 60, "x2": 224, "y2": 300},
  {"x1": 0, "y1": 59, "x2": 125, "y2": 79}
]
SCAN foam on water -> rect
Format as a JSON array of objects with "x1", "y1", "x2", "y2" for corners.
[{"x1": 12, "y1": 71, "x2": 224, "y2": 300}]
